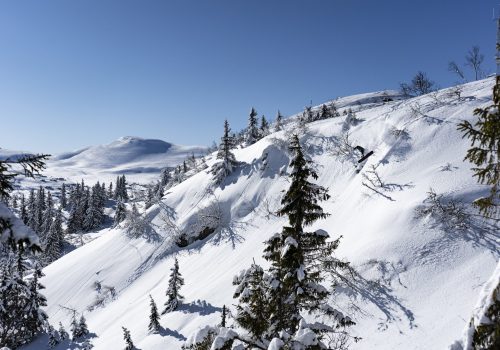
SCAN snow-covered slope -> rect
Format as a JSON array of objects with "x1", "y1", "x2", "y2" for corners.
[
  {"x1": 25, "y1": 79, "x2": 499, "y2": 350},
  {"x1": 44, "y1": 136, "x2": 208, "y2": 183}
]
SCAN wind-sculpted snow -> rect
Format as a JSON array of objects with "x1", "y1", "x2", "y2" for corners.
[{"x1": 23, "y1": 78, "x2": 499, "y2": 350}]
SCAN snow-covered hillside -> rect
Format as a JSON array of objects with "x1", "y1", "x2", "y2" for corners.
[
  {"x1": 24, "y1": 78, "x2": 499, "y2": 350},
  {"x1": 44, "y1": 136, "x2": 208, "y2": 184}
]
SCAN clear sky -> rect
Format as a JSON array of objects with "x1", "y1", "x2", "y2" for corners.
[{"x1": 0, "y1": 0, "x2": 496, "y2": 153}]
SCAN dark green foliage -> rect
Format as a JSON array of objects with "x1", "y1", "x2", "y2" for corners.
[
  {"x1": 220, "y1": 305, "x2": 227, "y2": 328},
  {"x1": 122, "y1": 326, "x2": 135, "y2": 350},
  {"x1": 246, "y1": 107, "x2": 260, "y2": 145},
  {"x1": 148, "y1": 295, "x2": 161, "y2": 333},
  {"x1": 233, "y1": 263, "x2": 270, "y2": 339},
  {"x1": 213, "y1": 120, "x2": 238, "y2": 183},
  {"x1": 458, "y1": 76, "x2": 500, "y2": 218},
  {"x1": 162, "y1": 257, "x2": 184, "y2": 314}
]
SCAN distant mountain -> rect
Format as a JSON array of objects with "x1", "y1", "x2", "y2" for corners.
[{"x1": 45, "y1": 136, "x2": 209, "y2": 183}]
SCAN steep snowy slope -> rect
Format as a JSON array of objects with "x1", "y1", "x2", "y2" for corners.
[
  {"x1": 44, "y1": 136, "x2": 208, "y2": 183},
  {"x1": 25, "y1": 79, "x2": 499, "y2": 350}
]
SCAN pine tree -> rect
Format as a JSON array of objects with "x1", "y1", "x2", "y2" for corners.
[
  {"x1": 27, "y1": 188, "x2": 38, "y2": 230},
  {"x1": 162, "y1": 257, "x2": 184, "y2": 314},
  {"x1": 58, "y1": 322, "x2": 69, "y2": 341},
  {"x1": 122, "y1": 326, "x2": 135, "y2": 350},
  {"x1": 108, "y1": 182, "x2": 113, "y2": 198},
  {"x1": 43, "y1": 208, "x2": 64, "y2": 264},
  {"x1": 233, "y1": 263, "x2": 270, "y2": 339},
  {"x1": 61, "y1": 183, "x2": 67, "y2": 209},
  {"x1": 20, "y1": 193, "x2": 28, "y2": 224},
  {"x1": 160, "y1": 168, "x2": 171, "y2": 187},
  {"x1": 220, "y1": 305, "x2": 227, "y2": 328},
  {"x1": 246, "y1": 107, "x2": 260, "y2": 145},
  {"x1": 40, "y1": 191, "x2": 54, "y2": 238},
  {"x1": 72, "y1": 315, "x2": 89, "y2": 339},
  {"x1": 212, "y1": 120, "x2": 238, "y2": 184},
  {"x1": 458, "y1": 76, "x2": 500, "y2": 218},
  {"x1": 114, "y1": 200, "x2": 127, "y2": 226},
  {"x1": 148, "y1": 295, "x2": 161, "y2": 333},
  {"x1": 83, "y1": 183, "x2": 105, "y2": 231},
  {"x1": 47, "y1": 325, "x2": 60, "y2": 349},
  {"x1": 275, "y1": 110, "x2": 284, "y2": 132},
  {"x1": 263, "y1": 134, "x2": 353, "y2": 339},
  {"x1": 0, "y1": 153, "x2": 48, "y2": 348},
  {"x1": 145, "y1": 187, "x2": 154, "y2": 209},
  {"x1": 260, "y1": 115, "x2": 270, "y2": 138}
]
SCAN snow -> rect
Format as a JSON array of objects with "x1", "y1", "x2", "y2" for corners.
[
  {"x1": 449, "y1": 261, "x2": 500, "y2": 349},
  {"x1": 20, "y1": 78, "x2": 500, "y2": 350},
  {"x1": 45, "y1": 136, "x2": 209, "y2": 184},
  {"x1": 0, "y1": 202, "x2": 40, "y2": 248}
]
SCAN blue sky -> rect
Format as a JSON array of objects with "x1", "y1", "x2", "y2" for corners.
[{"x1": 0, "y1": 0, "x2": 496, "y2": 153}]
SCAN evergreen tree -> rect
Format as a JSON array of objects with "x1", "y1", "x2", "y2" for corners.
[
  {"x1": 260, "y1": 115, "x2": 270, "y2": 138},
  {"x1": 148, "y1": 295, "x2": 161, "y2": 333},
  {"x1": 264, "y1": 134, "x2": 353, "y2": 338},
  {"x1": 20, "y1": 193, "x2": 28, "y2": 224},
  {"x1": 232, "y1": 263, "x2": 270, "y2": 339},
  {"x1": 40, "y1": 191, "x2": 54, "y2": 238},
  {"x1": 319, "y1": 104, "x2": 333, "y2": 120},
  {"x1": 160, "y1": 168, "x2": 171, "y2": 187},
  {"x1": 72, "y1": 315, "x2": 89, "y2": 340},
  {"x1": 27, "y1": 188, "x2": 38, "y2": 230},
  {"x1": 122, "y1": 326, "x2": 135, "y2": 350},
  {"x1": 60, "y1": 183, "x2": 67, "y2": 209},
  {"x1": 162, "y1": 257, "x2": 184, "y2": 314},
  {"x1": 108, "y1": 182, "x2": 113, "y2": 198},
  {"x1": 145, "y1": 187, "x2": 154, "y2": 209},
  {"x1": 43, "y1": 208, "x2": 64, "y2": 264},
  {"x1": 458, "y1": 76, "x2": 500, "y2": 218},
  {"x1": 0, "y1": 153, "x2": 48, "y2": 348},
  {"x1": 47, "y1": 325, "x2": 60, "y2": 349},
  {"x1": 114, "y1": 201, "x2": 127, "y2": 226},
  {"x1": 220, "y1": 305, "x2": 227, "y2": 328},
  {"x1": 212, "y1": 120, "x2": 238, "y2": 184},
  {"x1": 275, "y1": 110, "x2": 284, "y2": 132},
  {"x1": 246, "y1": 107, "x2": 260, "y2": 145},
  {"x1": 83, "y1": 183, "x2": 105, "y2": 231},
  {"x1": 183, "y1": 160, "x2": 188, "y2": 173},
  {"x1": 58, "y1": 322, "x2": 69, "y2": 341}
]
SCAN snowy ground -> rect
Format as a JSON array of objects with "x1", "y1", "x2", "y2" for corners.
[{"x1": 20, "y1": 78, "x2": 499, "y2": 350}]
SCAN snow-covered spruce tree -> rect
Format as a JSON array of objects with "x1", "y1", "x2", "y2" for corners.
[
  {"x1": 20, "y1": 193, "x2": 28, "y2": 224},
  {"x1": 145, "y1": 187, "x2": 154, "y2": 209},
  {"x1": 162, "y1": 257, "x2": 185, "y2": 314},
  {"x1": 114, "y1": 175, "x2": 129, "y2": 202},
  {"x1": 47, "y1": 325, "x2": 60, "y2": 349},
  {"x1": 40, "y1": 191, "x2": 54, "y2": 238},
  {"x1": 260, "y1": 115, "x2": 270, "y2": 138},
  {"x1": 83, "y1": 183, "x2": 105, "y2": 231},
  {"x1": 114, "y1": 200, "x2": 127, "y2": 226},
  {"x1": 212, "y1": 120, "x2": 238, "y2": 184},
  {"x1": 58, "y1": 322, "x2": 69, "y2": 341},
  {"x1": 122, "y1": 326, "x2": 135, "y2": 350},
  {"x1": 160, "y1": 168, "x2": 171, "y2": 187},
  {"x1": 148, "y1": 295, "x2": 161, "y2": 333},
  {"x1": 458, "y1": 75, "x2": 500, "y2": 218},
  {"x1": 43, "y1": 208, "x2": 64, "y2": 264},
  {"x1": 0, "y1": 153, "x2": 49, "y2": 348},
  {"x1": 67, "y1": 182, "x2": 88, "y2": 233},
  {"x1": 220, "y1": 305, "x2": 228, "y2": 328},
  {"x1": 246, "y1": 107, "x2": 260, "y2": 145},
  {"x1": 232, "y1": 263, "x2": 271, "y2": 340},
  {"x1": 60, "y1": 183, "x2": 67, "y2": 209},
  {"x1": 275, "y1": 110, "x2": 284, "y2": 132},
  {"x1": 24, "y1": 262, "x2": 49, "y2": 340},
  {"x1": 72, "y1": 314, "x2": 89, "y2": 340},
  {"x1": 263, "y1": 134, "x2": 353, "y2": 342}
]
